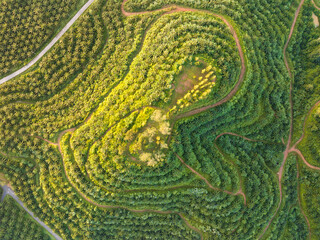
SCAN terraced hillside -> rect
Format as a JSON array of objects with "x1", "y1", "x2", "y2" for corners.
[{"x1": 0, "y1": 0, "x2": 320, "y2": 239}]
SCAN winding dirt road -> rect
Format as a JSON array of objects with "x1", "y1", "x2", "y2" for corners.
[
  {"x1": 214, "y1": 131, "x2": 275, "y2": 206},
  {"x1": 0, "y1": 0, "x2": 96, "y2": 85},
  {"x1": 288, "y1": 99, "x2": 320, "y2": 171},
  {"x1": 259, "y1": 0, "x2": 305, "y2": 238},
  {"x1": 257, "y1": 0, "x2": 320, "y2": 238}
]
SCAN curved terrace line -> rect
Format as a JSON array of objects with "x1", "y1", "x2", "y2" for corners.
[
  {"x1": 213, "y1": 143, "x2": 247, "y2": 206},
  {"x1": 296, "y1": 163, "x2": 311, "y2": 239},
  {"x1": 0, "y1": 0, "x2": 96, "y2": 85},
  {"x1": 214, "y1": 132, "x2": 269, "y2": 206}
]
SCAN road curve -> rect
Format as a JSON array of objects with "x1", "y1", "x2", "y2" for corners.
[
  {"x1": 0, "y1": 0, "x2": 96, "y2": 85},
  {"x1": 1, "y1": 185, "x2": 62, "y2": 240}
]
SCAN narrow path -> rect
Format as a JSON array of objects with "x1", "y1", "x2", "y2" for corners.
[
  {"x1": 258, "y1": 0, "x2": 305, "y2": 238},
  {"x1": 288, "y1": 100, "x2": 320, "y2": 172},
  {"x1": 1, "y1": 185, "x2": 62, "y2": 240},
  {"x1": 284, "y1": 103, "x2": 320, "y2": 239},
  {"x1": 286, "y1": 99, "x2": 320, "y2": 172},
  {"x1": 0, "y1": 0, "x2": 96, "y2": 85}
]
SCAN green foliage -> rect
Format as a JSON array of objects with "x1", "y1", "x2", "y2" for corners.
[
  {"x1": 290, "y1": 4, "x2": 320, "y2": 167},
  {"x1": 0, "y1": 0, "x2": 86, "y2": 77},
  {"x1": 298, "y1": 159, "x2": 320, "y2": 239},
  {"x1": 0, "y1": 0, "x2": 319, "y2": 239},
  {"x1": 291, "y1": 4, "x2": 320, "y2": 142},
  {"x1": 262, "y1": 155, "x2": 308, "y2": 240},
  {"x1": 298, "y1": 106, "x2": 320, "y2": 167},
  {"x1": 0, "y1": 195, "x2": 51, "y2": 240}
]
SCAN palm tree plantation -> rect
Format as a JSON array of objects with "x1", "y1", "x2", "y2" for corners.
[{"x1": 1, "y1": 0, "x2": 320, "y2": 239}]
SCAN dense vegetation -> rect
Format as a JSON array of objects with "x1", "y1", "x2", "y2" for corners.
[
  {"x1": 0, "y1": 194, "x2": 51, "y2": 240},
  {"x1": 0, "y1": 0, "x2": 319, "y2": 239},
  {"x1": 298, "y1": 157, "x2": 320, "y2": 239},
  {"x1": 0, "y1": 0, "x2": 86, "y2": 77}
]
